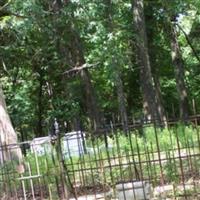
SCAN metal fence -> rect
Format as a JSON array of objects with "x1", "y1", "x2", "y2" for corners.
[{"x1": 0, "y1": 118, "x2": 200, "y2": 200}]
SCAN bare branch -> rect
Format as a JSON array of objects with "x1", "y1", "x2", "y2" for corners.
[
  {"x1": 0, "y1": 8, "x2": 27, "y2": 19},
  {"x1": 176, "y1": 23, "x2": 200, "y2": 64},
  {"x1": 2, "y1": 60, "x2": 10, "y2": 76},
  {"x1": 0, "y1": 1, "x2": 11, "y2": 11},
  {"x1": 63, "y1": 63, "x2": 99, "y2": 77}
]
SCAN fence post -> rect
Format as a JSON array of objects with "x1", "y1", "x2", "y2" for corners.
[{"x1": 54, "y1": 119, "x2": 69, "y2": 200}]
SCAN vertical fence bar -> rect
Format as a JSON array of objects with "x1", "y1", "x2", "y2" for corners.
[
  {"x1": 174, "y1": 124, "x2": 187, "y2": 199},
  {"x1": 20, "y1": 174, "x2": 27, "y2": 200},
  {"x1": 34, "y1": 145, "x2": 44, "y2": 199},
  {"x1": 56, "y1": 134, "x2": 69, "y2": 200},
  {"x1": 153, "y1": 124, "x2": 164, "y2": 186},
  {"x1": 27, "y1": 162, "x2": 35, "y2": 200}
]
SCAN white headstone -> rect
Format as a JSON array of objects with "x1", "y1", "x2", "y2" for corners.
[
  {"x1": 62, "y1": 131, "x2": 85, "y2": 158},
  {"x1": 30, "y1": 136, "x2": 51, "y2": 155},
  {"x1": 30, "y1": 131, "x2": 86, "y2": 158}
]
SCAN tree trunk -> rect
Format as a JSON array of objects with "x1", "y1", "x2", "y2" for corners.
[
  {"x1": 76, "y1": 40, "x2": 102, "y2": 131},
  {"x1": 144, "y1": 2, "x2": 167, "y2": 126},
  {"x1": 104, "y1": 0, "x2": 129, "y2": 133},
  {"x1": 36, "y1": 69, "x2": 44, "y2": 137},
  {"x1": 0, "y1": 86, "x2": 22, "y2": 164},
  {"x1": 115, "y1": 71, "x2": 129, "y2": 133},
  {"x1": 132, "y1": 0, "x2": 161, "y2": 123},
  {"x1": 170, "y1": 23, "x2": 189, "y2": 121},
  {"x1": 153, "y1": 75, "x2": 168, "y2": 126}
]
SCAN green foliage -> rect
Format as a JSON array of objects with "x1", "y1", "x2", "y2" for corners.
[
  {"x1": 1, "y1": 0, "x2": 200, "y2": 137},
  {"x1": 1, "y1": 0, "x2": 200, "y2": 198}
]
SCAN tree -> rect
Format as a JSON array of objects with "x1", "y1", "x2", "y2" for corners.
[
  {"x1": 144, "y1": 1, "x2": 167, "y2": 125},
  {"x1": 132, "y1": 0, "x2": 163, "y2": 124},
  {"x1": 1, "y1": 0, "x2": 199, "y2": 138},
  {"x1": 71, "y1": 30, "x2": 103, "y2": 131},
  {"x1": 170, "y1": 20, "x2": 190, "y2": 120},
  {"x1": 0, "y1": 1, "x2": 23, "y2": 169},
  {"x1": 0, "y1": 86, "x2": 22, "y2": 165},
  {"x1": 103, "y1": 0, "x2": 129, "y2": 132},
  {"x1": 52, "y1": 0, "x2": 103, "y2": 132},
  {"x1": 162, "y1": 0, "x2": 190, "y2": 120}
]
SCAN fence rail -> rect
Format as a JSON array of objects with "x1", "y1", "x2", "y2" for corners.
[{"x1": 0, "y1": 118, "x2": 200, "y2": 199}]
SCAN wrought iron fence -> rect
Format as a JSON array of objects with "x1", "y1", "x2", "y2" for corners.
[{"x1": 0, "y1": 118, "x2": 200, "y2": 199}]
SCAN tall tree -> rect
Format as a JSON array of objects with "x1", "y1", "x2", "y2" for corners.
[
  {"x1": 103, "y1": 0, "x2": 129, "y2": 133},
  {"x1": 159, "y1": 0, "x2": 191, "y2": 120},
  {"x1": 53, "y1": 0, "x2": 103, "y2": 131},
  {"x1": 0, "y1": 1, "x2": 23, "y2": 169},
  {"x1": 170, "y1": 20, "x2": 189, "y2": 120},
  {"x1": 144, "y1": 1, "x2": 167, "y2": 124},
  {"x1": 132, "y1": 0, "x2": 163, "y2": 124}
]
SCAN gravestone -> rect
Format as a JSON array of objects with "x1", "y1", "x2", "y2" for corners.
[
  {"x1": 30, "y1": 136, "x2": 51, "y2": 155},
  {"x1": 30, "y1": 131, "x2": 86, "y2": 158},
  {"x1": 62, "y1": 131, "x2": 86, "y2": 158}
]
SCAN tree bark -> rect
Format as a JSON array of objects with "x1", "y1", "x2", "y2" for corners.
[
  {"x1": 153, "y1": 75, "x2": 168, "y2": 126},
  {"x1": 80, "y1": 68, "x2": 102, "y2": 131},
  {"x1": 0, "y1": 86, "x2": 22, "y2": 164},
  {"x1": 144, "y1": 2, "x2": 167, "y2": 126},
  {"x1": 132, "y1": 0, "x2": 161, "y2": 123},
  {"x1": 115, "y1": 71, "x2": 129, "y2": 132},
  {"x1": 170, "y1": 23, "x2": 189, "y2": 121},
  {"x1": 36, "y1": 69, "x2": 44, "y2": 137},
  {"x1": 73, "y1": 31, "x2": 102, "y2": 131}
]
